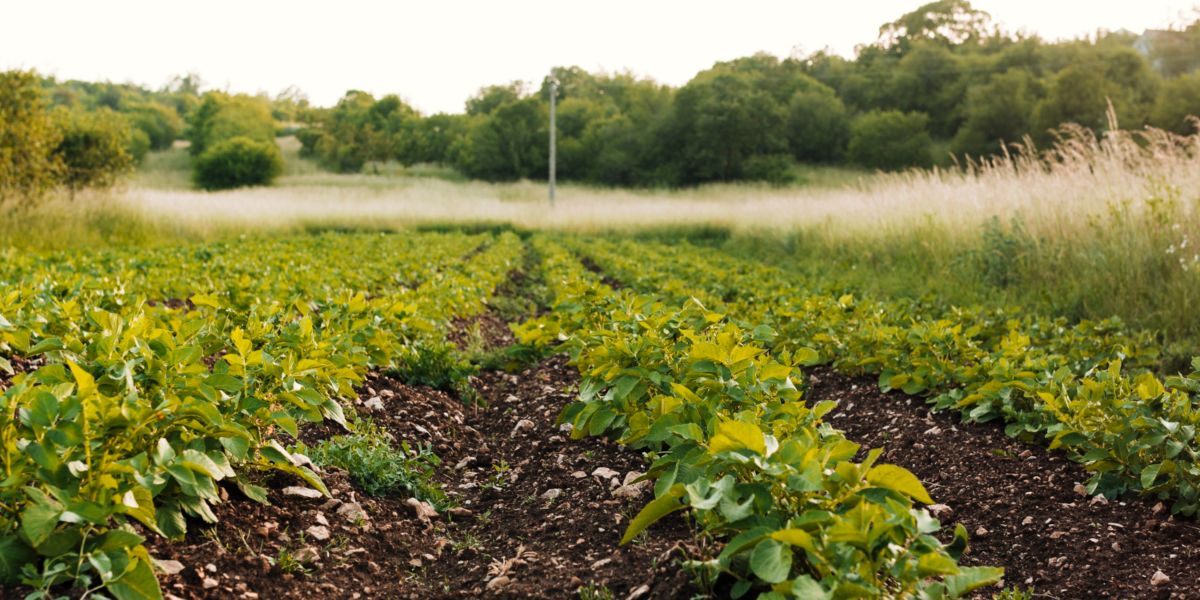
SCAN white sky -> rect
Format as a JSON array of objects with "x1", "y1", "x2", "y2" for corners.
[{"x1": 2, "y1": 1, "x2": 1195, "y2": 114}]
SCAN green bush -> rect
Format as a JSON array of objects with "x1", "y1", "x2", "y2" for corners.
[
  {"x1": 192, "y1": 136, "x2": 282, "y2": 190},
  {"x1": 186, "y1": 92, "x2": 276, "y2": 156},
  {"x1": 848, "y1": 110, "x2": 934, "y2": 171},
  {"x1": 129, "y1": 102, "x2": 183, "y2": 150},
  {"x1": 303, "y1": 421, "x2": 444, "y2": 504},
  {"x1": 52, "y1": 107, "x2": 134, "y2": 192},
  {"x1": 742, "y1": 154, "x2": 796, "y2": 185},
  {"x1": 0, "y1": 70, "x2": 62, "y2": 204}
]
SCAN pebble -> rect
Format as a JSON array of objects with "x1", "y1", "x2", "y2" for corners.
[
  {"x1": 306, "y1": 525, "x2": 331, "y2": 541},
  {"x1": 154, "y1": 559, "x2": 185, "y2": 576},
  {"x1": 1151, "y1": 570, "x2": 1170, "y2": 586},
  {"x1": 592, "y1": 467, "x2": 620, "y2": 480},
  {"x1": 405, "y1": 498, "x2": 439, "y2": 522},
  {"x1": 337, "y1": 502, "x2": 369, "y2": 523},
  {"x1": 202, "y1": 577, "x2": 219, "y2": 590},
  {"x1": 294, "y1": 547, "x2": 320, "y2": 563},
  {"x1": 511, "y1": 419, "x2": 536, "y2": 436},
  {"x1": 541, "y1": 488, "x2": 563, "y2": 501},
  {"x1": 283, "y1": 486, "x2": 324, "y2": 499},
  {"x1": 486, "y1": 575, "x2": 511, "y2": 590}
]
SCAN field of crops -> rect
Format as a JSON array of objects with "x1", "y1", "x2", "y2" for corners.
[{"x1": 1, "y1": 230, "x2": 1198, "y2": 599}]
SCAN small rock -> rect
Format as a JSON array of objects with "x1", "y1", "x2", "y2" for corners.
[
  {"x1": 337, "y1": 502, "x2": 369, "y2": 523},
  {"x1": 626, "y1": 584, "x2": 651, "y2": 600},
  {"x1": 283, "y1": 486, "x2": 324, "y2": 499},
  {"x1": 622, "y1": 471, "x2": 644, "y2": 486},
  {"x1": 405, "y1": 497, "x2": 439, "y2": 522},
  {"x1": 155, "y1": 559, "x2": 185, "y2": 576},
  {"x1": 204, "y1": 563, "x2": 217, "y2": 573},
  {"x1": 202, "y1": 577, "x2": 219, "y2": 590},
  {"x1": 504, "y1": 394, "x2": 519, "y2": 403},
  {"x1": 541, "y1": 488, "x2": 563, "y2": 501},
  {"x1": 1152, "y1": 502, "x2": 1165, "y2": 514},
  {"x1": 367, "y1": 561, "x2": 382, "y2": 575},
  {"x1": 363, "y1": 397, "x2": 385, "y2": 411},
  {"x1": 408, "y1": 558, "x2": 422, "y2": 568},
  {"x1": 294, "y1": 547, "x2": 320, "y2": 563},
  {"x1": 927, "y1": 504, "x2": 952, "y2": 518},
  {"x1": 1018, "y1": 450, "x2": 1033, "y2": 459},
  {"x1": 559, "y1": 423, "x2": 573, "y2": 433},
  {"x1": 974, "y1": 527, "x2": 988, "y2": 537},
  {"x1": 448, "y1": 507, "x2": 474, "y2": 519},
  {"x1": 380, "y1": 389, "x2": 395, "y2": 399},
  {"x1": 571, "y1": 471, "x2": 587, "y2": 479},
  {"x1": 1049, "y1": 531, "x2": 1067, "y2": 539},
  {"x1": 314, "y1": 512, "x2": 329, "y2": 527},
  {"x1": 611, "y1": 485, "x2": 643, "y2": 499},
  {"x1": 1151, "y1": 570, "x2": 1170, "y2": 586},
  {"x1": 511, "y1": 419, "x2": 535, "y2": 436},
  {"x1": 1073, "y1": 483, "x2": 1088, "y2": 496},
  {"x1": 1112, "y1": 541, "x2": 1122, "y2": 552},
  {"x1": 923, "y1": 426, "x2": 942, "y2": 436},
  {"x1": 455, "y1": 456, "x2": 476, "y2": 470},
  {"x1": 1089, "y1": 495, "x2": 1109, "y2": 506},
  {"x1": 1021, "y1": 516, "x2": 1033, "y2": 526},
  {"x1": 591, "y1": 467, "x2": 619, "y2": 480},
  {"x1": 306, "y1": 525, "x2": 331, "y2": 541},
  {"x1": 486, "y1": 575, "x2": 511, "y2": 591},
  {"x1": 592, "y1": 558, "x2": 612, "y2": 569}
]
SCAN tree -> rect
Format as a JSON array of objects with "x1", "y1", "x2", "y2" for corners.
[
  {"x1": 51, "y1": 107, "x2": 134, "y2": 192},
  {"x1": 660, "y1": 70, "x2": 789, "y2": 184},
  {"x1": 1151, "y1": 72, "x2": 1200, "y2": 134},
  {"x1": 786, "y1": 90, "x2": 850, "y2": 162},
  {"x1": 187, "y1": 92, "x2": 276, "y2": 156},
  {"x1": 1031, "y1": 66, "x2": 1111, "y2": 139},
  {"x1": 878, "y1": 0, "x2": 994, "y2": 51},
  {"x1": 952, "y1": 69, "x2": 1038, "y2": 157},
  {"x1": 886, "y1": 43, "x2": 966, "y2": 135},
  {"x1": 0, "y1": 70, "x2": 62, "y2": 204},
  {"x1": 454, "y1": 98, "x2": 546, "y2": 181},
  {"x1": 129, "y1": 102, "x2": 183, "y2": 150},
  {"x1": 848, "y1": 110, "x2": 934, "y2": 170}
]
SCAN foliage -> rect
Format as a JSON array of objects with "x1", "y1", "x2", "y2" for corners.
[
  {"x1": 192, "y1": 136, "x2": 283, "y2": 190},
  {"x1": 1150, "y1": 72, "x2": 1200, "y2": 134},
  {"x1": 0, "y1": 70, "x2": 63, "y2": 204},
  {"x1": 186, "y1": 92, "x2": 276, "y2": 157},
  {"x1": 848, "y1": 110, "x2": 934, "y2": 170},
  {"x1": 51, "y1": 107, "x2": 134, "y2": 192},
  {"x1": 515, "y1": 238, "x2": 1003, "y2": 598},
  {"x1": 0, "y1": 231, "x2": 523, "y2": 597},
  {"x1": 302, "y1": 421, "x2": 444, "y2": 504}
]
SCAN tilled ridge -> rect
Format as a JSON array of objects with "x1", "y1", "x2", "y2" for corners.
[{"x1": 811, "y1": 367, "x2": 1200, "y2": 599}]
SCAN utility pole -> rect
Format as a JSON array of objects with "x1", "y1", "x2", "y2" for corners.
[{"x1": 548, "y1": 76, "x2": 557, "y2": 206}]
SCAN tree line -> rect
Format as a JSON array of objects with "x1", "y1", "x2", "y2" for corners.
[{"x1": 298, "y1": 0, "x2": 1200, "y2": 185}]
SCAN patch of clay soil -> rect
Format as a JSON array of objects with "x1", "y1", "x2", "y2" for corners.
[{"x1": 811, "y1": 367, "x2": 1200, "y2": 599}]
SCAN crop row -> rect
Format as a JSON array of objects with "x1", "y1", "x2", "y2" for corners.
[
  {"x1": 515, "y1": 237, "x2": 1002, "y2": 598},
  {"x1": 568, "y1": 237, "x2": 1200, "y2": 516},
  {"x1": 0, "y1": 232, "x2": 523, "y2": 598}
]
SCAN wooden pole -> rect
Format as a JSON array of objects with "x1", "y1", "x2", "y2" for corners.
[{"x1": 549, "y1": 77, "x2": 557, "y2": 206}]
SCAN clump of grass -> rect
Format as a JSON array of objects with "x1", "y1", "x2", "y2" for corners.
[{"x1": 302, "y1": 419, "x2": 445, "y2": 505}]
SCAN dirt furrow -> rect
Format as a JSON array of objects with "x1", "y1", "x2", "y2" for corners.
[{"x1": 810, "y1": 367, "x2": 1200, "y2": 599}]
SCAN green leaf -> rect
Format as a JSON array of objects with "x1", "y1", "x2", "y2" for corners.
[
  {"x1": 942, "y1": 566, "x2": 1004, "y2": 598},
  {"x1": 791, "y1": 575, "x2": 831, "y2": 600},
  {"x1": 620, "y1": 484, "x2": 686, "y2": 545},
  {"x1": 0, "y1": 537, "x2": 34, "y2": 583},
  {"x1": 107, "y1": 552, "x2": 164, "y2": 600},
  {"x1": 67, "y1": 361, "x2": 96, "y2": 398},
  {"x1": 21, "y1": 503, "x2": 60, "y2": 548},
  {"x1": 749, "y1": 538, "x2": 792, "y2": 584},
  {"x1": 769, "y1": 528, "x2": 816, "y2": 553},
  {"x1": 865, "y1": 464, "x2": 934, "y2": 504},
  {"x1": 709, "y1": 420, "x2": 766, "y2": 456}
]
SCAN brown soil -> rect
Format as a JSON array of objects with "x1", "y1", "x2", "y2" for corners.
[
  {"x1": 131, "y1": 355, "x2": 701, "y2": 600},
  {"x1": 811, "y1": 367, "x2": 1200, "y2": 599},
  {"x1": 0, "y1": 354, "x2": 45, "y2": 391},
  {"x1": 578, "y1": 256, "x2": 623, "y2": 290},
  {"x1": 448, "y1": 312, "x2": 517, "y2": 353}
]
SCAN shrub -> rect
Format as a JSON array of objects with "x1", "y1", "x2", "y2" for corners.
[
  {"x1": 787, "y1": 90, "x2": 851, "y2": 162},
  {"x1": 0, "y1": 70, "x2": 62, "y2": 204},
  {"x1": 129, "y1": 102, "x2": 183, "y2": 150},
  {"x1": 742, "y1": 154, "x2": 796, "y2": 185},
  {"x1": 192, "y1": 136, "x2": 282, "y2": 190},
  {"x1": 848, "y1": 110, "x2": 934, "y2": 171},
  {"x1": 51, "y1": 107, "x2": 134, "y2": 192},
  {"x1": 187, "y1": 92, "x2": 276, "y2": 156}
]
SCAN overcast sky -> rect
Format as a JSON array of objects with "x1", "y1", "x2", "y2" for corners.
[{"x1": 3, "y1": 1, "x2": 1196, "y2": 114}]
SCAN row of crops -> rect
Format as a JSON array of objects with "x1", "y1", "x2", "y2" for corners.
[
  {"x1": 560, "y1": 237, "x2": 1200, "y2": 515},
  {"x1": 0, "y1": 232, "x2": 523, "y2": 598},
  {"x1": 1, "y1": 230, "x2": 1197, "y2": 598}
]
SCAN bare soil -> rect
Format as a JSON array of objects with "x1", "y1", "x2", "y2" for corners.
[{"x1": 812, "y1": 367, "x2": 1200, "y2": 599}]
